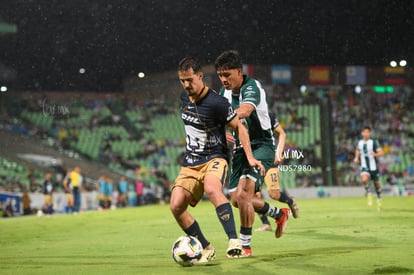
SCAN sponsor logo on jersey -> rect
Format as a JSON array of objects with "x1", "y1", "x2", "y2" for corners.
[
  {"x1": 244, "y1": 90, "x2": 255, "y2": 97},
  {"x1": 182, "y1": 113, "x2": 200, "y2": 124}
]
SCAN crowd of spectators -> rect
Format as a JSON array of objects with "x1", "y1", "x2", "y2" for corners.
[
  {"x1": 97, "y1": 167, "x2": 171, "y2": 211},
  {"x1": 0, "y1": 158, "x2": 172, "y2": 217},
  {"x1": 1, "y1": 84, "x2": 413, "y2": 214},
  {"x1": 2, "y1": 94, "x2": 180, "y2": 172},
  {"x1": 332, "y1": 87, "x2": 414, "y2": 187},
  {"x1": 268, "y1": 85, "x2": 325, "y2": 187}
]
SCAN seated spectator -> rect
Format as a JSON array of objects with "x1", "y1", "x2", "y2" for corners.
[{"x1": 2, "y1": 199, "x2": 14, "y2": 218}]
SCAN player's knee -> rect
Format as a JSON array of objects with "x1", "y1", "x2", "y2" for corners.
[
  {"x1": 236, "y1": 189, "x2": 252, "y2": 205},
  {"x1": 229, "y1": 193, "x2": 238, "y2": 208},
  {"x1": 204, "y1": 185, "x2": 218, "y2": 201},
  {"x1": 169, "y1": 190, "x2": 187, "y2": 216},
  {"x1": 170, "y1": 201, "x2": 184, "y2": 216}
]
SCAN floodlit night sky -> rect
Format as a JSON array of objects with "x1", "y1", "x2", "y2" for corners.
[{"x1": 0, "y1": 0, "x2": 413, "y2": 91}]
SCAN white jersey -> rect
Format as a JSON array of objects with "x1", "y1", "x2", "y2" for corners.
[
  {"x1": 219, "y1": 75, "x2": 273, "y2": 148},
  {"x1": 356, "y1": 138, "x2": 380, "y2": 171}
]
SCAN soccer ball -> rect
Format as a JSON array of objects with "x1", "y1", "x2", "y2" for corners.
[{"x1": 171, "y1": 236, "x2": 203, "y2": 266}]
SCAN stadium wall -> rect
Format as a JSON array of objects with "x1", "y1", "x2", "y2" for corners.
[
  {"x1": 277, "y1": 185, "x2": 413, "y2": 199},
  {"x1": 7, "y1": 186, "x2": 413, "y2": 215}
]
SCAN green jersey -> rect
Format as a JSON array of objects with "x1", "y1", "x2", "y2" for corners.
[{"x1": 220, "y1": 75, "x2": 274, "y2": 149}]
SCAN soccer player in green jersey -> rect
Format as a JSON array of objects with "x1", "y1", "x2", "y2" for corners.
[
  {"x1": 354, "y1": 126, "x2": 384, "y2": 210},
  {"x1": 215, "y1": 50, "x2": 292, "y2": 257},
  {"x1": 256, "y1": 113, "x2": 299, "y2": 232}
]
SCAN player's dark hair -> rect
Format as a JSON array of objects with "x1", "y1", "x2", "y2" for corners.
[
  {"x1": 214, "y1": 50, "x2": 242, "y2": 70},
  {"x1": 178, "y1": 57, "x2": 201, "y2": 73},
  {"x1": 363, "y1": 126, "x2": 371, "y2": 131}
]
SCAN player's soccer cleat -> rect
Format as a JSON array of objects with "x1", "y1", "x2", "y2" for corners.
[
  {"x1": 367, "y1": 193, "x2": 373, "y2": 206},
  {"x1": 226, "y1": 238, "x2": 243, "y2": 258},
  {"x1": 275, "y1": 208, "x2": 291, "y2": 238},
  {"x1": 197, "y1": 244, "x2": 216, "y2": 263},
  {"x1": 288, "y1": 197, "x2": 299, "y2": 218},
  {"x1": 255, "y1": 223, "x2": 272, "y2": 232},
  {"x1": 242, "y1": 247, "x2": 252, "y2": 257}
]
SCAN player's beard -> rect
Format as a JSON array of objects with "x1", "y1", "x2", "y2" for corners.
[{"x1": 186, "y1": 88, "x2": 197, "y2": 97}]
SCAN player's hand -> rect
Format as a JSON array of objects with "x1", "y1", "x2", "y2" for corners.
[
  {"x1": 247, "y1": 158, "x2": 265, "y2": 176},
  {"x1": 353, "y1": 158, "x2": 359, "y2": 164},
  {"x1": 226, "y1": 132, "x2": 235, "y2": 143},
  {"x1": 274, "y1": 150, "x2": 283, "y2": 165}
]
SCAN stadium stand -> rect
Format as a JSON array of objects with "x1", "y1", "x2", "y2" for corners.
[
  {"x1": 1, "y1": 94, "x2": 184, "y2": 207},
  {"x1": 1, "y1": 68, "x2": 413, "y2": 207},
  {"x1": 0, "y1": 155, "x2": 51, "y2": 195}
]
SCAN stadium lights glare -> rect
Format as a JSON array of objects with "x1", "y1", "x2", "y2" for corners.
[
  {"x1": 354, "y1": 85, "x2": 362, "y2": 94},
  {"x1": 399, "y1": 60, "x2": 407, "y2": 67},
  {"x1": 390, "y1": 60, "x2": 397, "y2": 67},
  {"x1": 79, "y1": 68, "x2": 86, "y2": 74},
  {"x1": 0, "y1": 86, "x2": 7, "y2": 92},
  {"x1": 138, "y1": 72, "x2": 145, "y2": 78},
  {"x1": 300, "y1": 85, "x2": 307, "y2": 93}
]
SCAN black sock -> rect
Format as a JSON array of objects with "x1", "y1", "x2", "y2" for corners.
[
  {"x1": 257, "y1": 203, "x2": 269, "y2": 215},
  {"x1": 259, "y1": 214, "x2": 270, "y2": 225},
  {"x1": 216, "y1": 202, "x2": 238, "y2": 239},
  {"x1": 279, "y1": 191, "x2": 293, "y2": 205},
  {"x1": 184, "y1": 221, "x2": 209, "y2": 248}
]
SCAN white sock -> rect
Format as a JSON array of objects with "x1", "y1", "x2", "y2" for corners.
[
  {"x1": 267, "y1": 205, "x2": 280, "y2": 219},
  {"x1": 240, "y1": 233, "x2": 251, "y2": 248}
]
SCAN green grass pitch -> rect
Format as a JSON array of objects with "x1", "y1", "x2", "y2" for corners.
[{"x1": 1, "y1": 196, "x2": 413, "y2": 275}]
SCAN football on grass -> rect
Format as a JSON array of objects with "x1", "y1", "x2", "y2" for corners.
[{"x1": 172, "y1": 236, "x2": 203, "y2": 266}]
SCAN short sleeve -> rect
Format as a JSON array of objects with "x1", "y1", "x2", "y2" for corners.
[
  {"x1": 241, "y1": 84, "x2": 260, "y2": 107},
  {"x1": 373, "y1": 139, "x2": 381, "y2": 152},
  {"x1": 216, "y1": 96, "x2": 237, "y2": 124}
]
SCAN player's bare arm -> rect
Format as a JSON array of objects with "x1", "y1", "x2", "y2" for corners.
[
  {"x1": 274, "y1": 125, "x2": 286, "y2": 164},
  {"x1": 235, "y1": 103, "x2": 255, "y2": 119},
  {"x1": 354, "y1": 148, "x2": 360, "y2": 164},
  {"x1": 227, "y1": 116, "x2": 265, "y2": 176},
  {"x1": 225, "y1": 132, "x2": 236, "y2": 143},
  {"x1": 224, "y1": 103, "x2": 253, "y2": 144},
  {"x1": 372, "y1": 148, "x2": 384, "y2": 157}
]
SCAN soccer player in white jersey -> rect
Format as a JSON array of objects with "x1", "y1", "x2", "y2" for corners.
[
  {"x1": 353, "y1": 126, "x2": 384, "y2": 210},
  {"x1": 215, "y1": 50, "x2": 291, "y2": 257}
]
